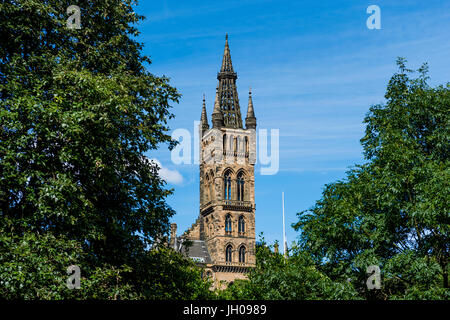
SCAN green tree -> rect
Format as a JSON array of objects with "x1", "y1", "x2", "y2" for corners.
[
  {"x1": 0, "y1": 230, "x2": 213, "y2": 299},
  {"x1": 0, "y1": 0, "x2": 211, "y2": 299},
  {"x1": 0, "y1": 230, "x2": 138, "y2": 299},
  {"x1": 294, "y1": 59, "x2": 449, "y2": 300}
]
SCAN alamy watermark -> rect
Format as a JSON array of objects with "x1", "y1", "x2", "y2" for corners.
[
  {"x1": 366, "y1": 5, "x2": 381, "y2": 30},
  {"x1": 66, "y1": 5, "x2": 81, "y2": 30},
  {"x1": 66, "y1": 265, "x2": 81, "y2": 289},
  {"x1": 366, "y1": 265, "x2": 381, "y2": 290}
]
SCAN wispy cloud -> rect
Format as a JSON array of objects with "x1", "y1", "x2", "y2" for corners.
[{"x1": 150, "y1": 158, "x2": 184, "y2": 185}]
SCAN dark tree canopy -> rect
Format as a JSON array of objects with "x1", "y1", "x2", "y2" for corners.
[
  {"x1": 0, "y1": 0, "x2": 212, "y2": 299},
  {"x1": 294, "y1": 59, "x2": 449, "y2": 299}
]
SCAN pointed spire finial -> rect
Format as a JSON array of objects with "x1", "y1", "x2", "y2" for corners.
[
  {"x1": 201, "y1": 93, "x2": 209, "y2": 133},
  {"x1": 246, "y1": 86, "x2": 256, "y2": 129}
]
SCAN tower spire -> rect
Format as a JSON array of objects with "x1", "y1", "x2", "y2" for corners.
[
  {"x1": 201, "y1": 94, "x2": 209, "y2": 134},
  {"x1": 245, "y1": 87, "x2": 256, "y2": 129},
  {"x1": 216, "y1": 34, "x2": 243, "y2": 129}
]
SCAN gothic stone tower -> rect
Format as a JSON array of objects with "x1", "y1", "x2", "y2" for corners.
[{"x1": 172, "y1": 35, "x2": 257, "y2": 287}]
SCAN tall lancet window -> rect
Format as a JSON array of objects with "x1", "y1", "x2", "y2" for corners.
[
  {"x1": 224, "y1": 171, "x2": 232, "y2": 200},
  {"x1": 223, "y1": 134, "x2": 227, "y2": 153},
  {"x1": 245, "y1": 137, "x2": 249, "y2": 154},
  {"x1": 239, "y1": 246, "x2": 246, "y2": 263},
  {"x1": 225, "y1": 214, "x2": 232, "y2": 234},
  {"x1": 237, "y1": 172, "x2": 245, "y2": 201},
  {"x1": 238, "y1": 215, "x2": 245, "y2": 234},
  {"x1": 226, "y1": 245, "x2": 233, "y2": 262}
]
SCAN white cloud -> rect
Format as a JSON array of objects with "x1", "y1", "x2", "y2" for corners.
[{"x1": 150, "y1": 158, "x2": 184, "y2": 185}]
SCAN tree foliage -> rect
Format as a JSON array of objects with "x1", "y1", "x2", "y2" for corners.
[
  {"x1": 293, "y1": 59, "x2": 449, "y2": 299},
  {"x1": 0, "y1": 0, "x2": 212, "y2": 299}
]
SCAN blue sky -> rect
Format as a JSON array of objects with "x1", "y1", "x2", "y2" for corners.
[{"x1": 133, "y1": 0, "x2": 450, "y2": 245}]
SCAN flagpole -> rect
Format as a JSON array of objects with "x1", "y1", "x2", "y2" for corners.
[{"x1": 282, "y1": 191, "x2": 287, "y2": 257}]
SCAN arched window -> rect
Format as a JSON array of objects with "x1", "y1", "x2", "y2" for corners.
[
  {"x1": 226, "y1": 245, "x2": 233, "y2": 262},
  {"x1": 237, "y1": 172, "x2": 245, "y2": 201},
  {"x1": 245, "y1": 137, "x2": 249, "y2": 154},
  {"x1": 224, "y1": 171, "x2": 232, "y2": 200},
  {"x1": 225, "y1": 214, "x2": 232, "y2": 234},
  {"x1": 238, "y1": 216, "x2": 245, "y2": 234},
  {"x1": 239, "y1": 246, "x2": 246, "y2": 263}
]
